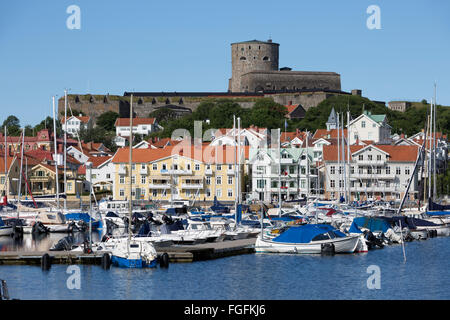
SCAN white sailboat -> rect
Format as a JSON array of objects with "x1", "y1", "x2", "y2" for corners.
[{"x1": 110, "y1": 94, "x2": 159, "y2": 268}]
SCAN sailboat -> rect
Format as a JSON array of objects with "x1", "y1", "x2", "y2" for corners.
[{"x1": 110, "y1": 94, "x2": 159, "y2": 268}]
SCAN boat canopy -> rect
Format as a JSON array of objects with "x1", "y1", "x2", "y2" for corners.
[
  {"x1": 105, "y1": 212, "x2": 119, "y2": 217},
  {"x1": 272, "y1": 224, "x2": 346, "y2": 244},
  {"x1": 0, "y1": 217, "x2": 5, "y2": 227},
  {"x1": 210, "y1": 196, "x2": 230, "y2": 213},
  {"x1": 428, "y1": 198, "x2": 450, "y2": 212},
  {"x1": 352, "y1": 217, "x2": 391, "y2": 233},
  {"x1": 348, "y1": 220, "x2": 363, "y2": 234},
  {"x1": 65, "y1": 212, "x2": 95, "y2": 223}
]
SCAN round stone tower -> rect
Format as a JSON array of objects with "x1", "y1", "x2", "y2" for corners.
[{"x1": 229, "y1": 39, "x2": 279, "y2": 92}]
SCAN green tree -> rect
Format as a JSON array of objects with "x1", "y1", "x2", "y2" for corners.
[
  {"x1": 96, "y1": 111, "x2": 119, "y2": 132},
  {"x1": 1, "y1": 115, "x2": 21, "y2": 136},
  {"x1": 149, "y1": 107, "x2": 177, "y2": 124}
]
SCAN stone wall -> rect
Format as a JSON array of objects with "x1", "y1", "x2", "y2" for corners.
[{"x1": 241, "y1": 71, "x2": 341, "y2": 93}]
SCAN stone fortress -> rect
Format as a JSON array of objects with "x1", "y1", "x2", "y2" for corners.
[{"x1": 58, "y1": 39, "x2": 369, "y2": 121}]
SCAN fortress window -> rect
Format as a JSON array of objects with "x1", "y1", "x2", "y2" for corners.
[
  {"x1": 151, "y1": 98, "x2": 156, "y2": 104},
  {"x1": 178, "y1": 98, "x2": 183, "y2": 105},
  {"x1": 240, "y1": 56, "x2": 246, "y2": 60},
  {"x1": 138, "y1": 98, "x2": 143, "y2": 105},
  {"x1": 89, "y1": 96, "x2": 94, "y2": 103},
  {"x1": 165, "y1": 98, "x2": 170, "y2": 104},
  {"x1": 103, "y1": 96, "x2": 108, "y2": 103},
  {"x1": 75, "y1": 96, "x2": 80, "y2": 103},
  {"x1": 263, "y1": 56, "x2": 269, "y2": 61}
]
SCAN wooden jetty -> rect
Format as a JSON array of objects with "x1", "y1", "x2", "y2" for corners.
[{"x1": 0, "y1": 238, "x2": 256, "y2": 266}]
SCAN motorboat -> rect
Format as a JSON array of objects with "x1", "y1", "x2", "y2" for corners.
[
  {"x1": 33, "y1": 211, "x2": 73, "y2": 233},
  {"x1": 111, "y1": 238, "x2": 159, "y2": 268},
  {"x1": 255, "y1": 224, "x2": 360, "y2": 254},
  {"x1": 0, "y1": 217, "x2": 13, "y2": 237}
]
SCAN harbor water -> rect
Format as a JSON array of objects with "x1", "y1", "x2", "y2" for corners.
[{"x1": 0, "y1": 233, "x2": 448, "y2": 300}]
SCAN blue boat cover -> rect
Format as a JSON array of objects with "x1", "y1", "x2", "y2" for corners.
[
  {"x1": 348, "y1": 220, "x2": 363, "y2": 234},
  {"x1": 272, "y1": 224, "x2": 345, "y2": 244},
  {"x1": 353, "y1": 217, "x2": 391, "y2": 233},
  {"x1": 0, "y1": 217, "x2": 4, "y2": 227},
  {"x1": 65, "y1": 212, "x2": 95, "y2": 223},
  {"x1": 428, "y1": 198, "x2": 450, "y2": 211},
  {"x1": 210, "y1": 196, "x2": 230, "y2": 213}
]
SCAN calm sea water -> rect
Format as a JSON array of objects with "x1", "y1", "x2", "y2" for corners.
[{"x1": 0, "y1": 234, "x2": 448, "y2": 300}]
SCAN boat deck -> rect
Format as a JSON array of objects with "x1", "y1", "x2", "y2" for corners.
[{"x1": 0, "y1": 238, "x2": 256, "y2": 265}]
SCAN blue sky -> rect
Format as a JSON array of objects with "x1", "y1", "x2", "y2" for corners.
[{"x1": 0, "y1": 0, "x2": 449, "y2": 127}]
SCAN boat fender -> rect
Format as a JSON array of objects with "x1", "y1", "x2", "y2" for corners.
[
  {"x1": 101, "y1": 253, "x2": 111, "y2": 270},
  {"x1": 321, "y1": 243, "x2": 335, "y2": 255},
  {"x1": 159, "y1": 253, "x2": 169, "y2": 268},
  {"x1": 41, "y1": 253, "x2": 51, "y2": 271}
]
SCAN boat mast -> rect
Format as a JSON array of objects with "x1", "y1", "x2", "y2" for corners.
[
  {"x1": 428, "y1": 99, "x2": 432, "y2": 200},
  {"x1": 337, "y1": 112, "x2": 340, "y2": 201},
  {"x1": 306, "y1": 130, "x2": 310, "y2": 198},
  {"x1": 237, "y1": 117, "x2": 241, "y2": 206},
  {"x1": 52, "y1": 96, "x2": 60, "y2": 210},
  {"x1": 341, "y1": 113, "x2": 346, "y2": 203},
  {"x1": 233, "y1": 115, "x2": 237, "y2": 224},
  {"x1": 64, "y1": 89, "x2": 68, "y2": 211},
  {"x1": 3, "y1": 126, "x2": 7, "y2": 194},
  {"x1": 347, "y1": 110, "x2": 351, "y2": 204},
  {"x1": 278, "y1": 128, "x2": 281, "y2": 217},
  {"x1": 433, "y1": 83, "x2": 437, "y2": 200},
  {"x1": 128, "y1": 94, "x2": 133, "y2": 244},
  {"x1": 17, "y1": 129, "x2": 25, "y2": 214}
]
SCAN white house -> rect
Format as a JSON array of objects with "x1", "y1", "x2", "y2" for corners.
[
  {"x1": 114, "y1": 118, "x2": 161, "y2": 147},
  {"x1": 61, "y1": 115, "x2": 92, "y2": 137},
  {"x1": 210, "y1": 126, "x2": 268, "y2": 149},
  {"x1": 85, "y1": 156, "x2": 115, "y2": 192},
  {"x1": 348, "y1": 110, "x2": 392, "y2": 145},
  {"x1": 323, "y1": 144, "x2": 420, "y2": 202}
]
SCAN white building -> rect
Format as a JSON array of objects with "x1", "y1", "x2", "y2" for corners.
[
  {"x1": 61, "y1": 115, "x2": 92, "y2": 137},
  {"x1": 85, "y1": 156, "x2": 115, "y2": 192},
  {"x1": 348, "y1": 110, "x2": 391, "y2": 145},
  {"x1": 249, "y1": 147, "x2": 319, "y2": 202},
  {"x1": 114, "y1": 117, "x2": 162, "y2": 147},
  {"x1": 323, "y1": 144, "x2": 420, "y2": 202}
]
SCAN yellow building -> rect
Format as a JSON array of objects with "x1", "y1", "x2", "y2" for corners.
[
  {"x1": 111, "y1": 143, "x2": 245, "y2": 203},
  {"x1": 0, "y1": 155, "x2": 20, "y2": 197},
  {"x1": 28, "y1": 163, "x2": 83, "y2": 197}
]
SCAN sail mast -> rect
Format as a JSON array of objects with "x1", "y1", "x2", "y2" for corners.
[
  {"x1": 128, "y1": 94, "x2": 133, "y2": 243},
  {"x1": 433, "y1": 83, "x2": 437, "y2": 199},
  {"x1": 52, "y1": 96, "x2": 60, "y2": 210},
  {"x1": 64, "y1": 89, "x2": 68, "y2": 211},
  {"x1": 17, "y1": 129, "x2": 25, "y2": 213}
]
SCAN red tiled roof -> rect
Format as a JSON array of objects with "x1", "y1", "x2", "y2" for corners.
[
  {"x1": 313, "y1": 128, "x2": 348, "y2": 140},
  {"x1": 115, "y1": 118, "x2": 156, "y2": 127},
  {"x1": 61, "y1": 115, "x2": 90, "y2": 124},
  {"x1": 323, "y1": 144, "x2": 419, "y2": 162}
]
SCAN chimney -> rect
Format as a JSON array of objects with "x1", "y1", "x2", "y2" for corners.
[
  {"x1": 288, "y1": 100, "x2": 292, "y2": 105},
  {"x1": 400, "y1": 133, "x2": 405, "y2": 139},
  {"x1": 296, "y1": 128, "x2": 300, "y2": 135}
]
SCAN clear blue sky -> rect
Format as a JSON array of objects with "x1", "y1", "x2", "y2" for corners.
[{"x1": 1, "y1": 0, "x2": 449, "y2": 127}]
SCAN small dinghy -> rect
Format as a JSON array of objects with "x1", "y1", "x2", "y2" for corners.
[{"x1": 0, "y1": 217, "x2": 13, "y2": 237}]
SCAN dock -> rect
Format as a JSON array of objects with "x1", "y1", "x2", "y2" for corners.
[{"x1": 0, "y1": 238, "x2": 256, "y2": 266}]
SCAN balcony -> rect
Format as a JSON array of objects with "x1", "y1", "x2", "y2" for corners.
[
  {"x1": 181, "y1": 183, "x2": 204, "y2": 189},
  {"x1": 205, "y1": 168, "x2": 213, "y2": 175},
  {"x1": 160, "y1": 169, "x2": 193, "y2": 175},
  {"x1": 227, "y1": 168, "x2": 236, "y2": 175},
  {"x1": 148, "y1": 183, "x2": 170, "y2": 189},
  {"x1": 356, "y1": 160, "x2": 386, "y2": 166},
  {"x1": 118, "y1": 166, "x2": 127, "y2": 175},
  {"x1": 280, "y1": 158, "x2": 293, "y2": 164},
  {"x1": 350, "y1": 173, "x2": 395, "y2": 180},
  {"x1": 139, "y1": 167, "x2": 148, "y2": 175}
]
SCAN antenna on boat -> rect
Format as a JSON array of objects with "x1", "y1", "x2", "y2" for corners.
[{"x1": 399, "y1": 219, "x2": 406, "y2": 263}]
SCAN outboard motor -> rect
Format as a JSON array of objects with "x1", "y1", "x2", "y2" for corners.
[
  {"x1": 32, "y1": 221, "x2": 50, "y2": 234},
  {"x1": 50, "y1": 236, "x2": 74, "y2": 251}
]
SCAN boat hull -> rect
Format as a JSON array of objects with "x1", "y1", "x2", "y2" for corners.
[
  {"x1": 255, "y1": 235, "x2": 360, "y2": 254},
  {"x1": 0, "y1": 226, "x2": 13, "y2": 236},
  {"x1": 111, "y1": 255, "x2": 157, "y2": 268}
]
